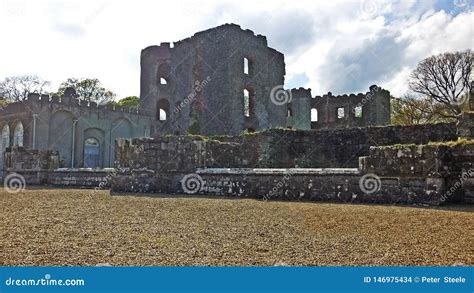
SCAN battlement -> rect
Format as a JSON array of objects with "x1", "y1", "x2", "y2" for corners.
[
  {"x1": 1, "y1": 92, "x2": 142, "y2": 116},
  {"x1": 290, "y1": 87, "x2": 312, "y2": 96},
  {"x1": 313, "y1": 85, "x2": 389, "y2": 100}
]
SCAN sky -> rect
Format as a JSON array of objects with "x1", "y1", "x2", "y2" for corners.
[{"x1": 0, "y1": 0, "x2": 472, "y2": 99}]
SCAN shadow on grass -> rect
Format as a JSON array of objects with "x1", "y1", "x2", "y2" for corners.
[
  {"x1": 109, "y1": 190, "x2": 474, "y2": 213},
  {"x1": 6, "y1": 186, "x2": 473, "y2": 213}
]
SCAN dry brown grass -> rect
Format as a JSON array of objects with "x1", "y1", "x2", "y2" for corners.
[{"x1": 0, "y1": 187, "x2": 472, "y2": 266}]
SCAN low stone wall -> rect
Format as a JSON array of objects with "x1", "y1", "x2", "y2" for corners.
[
  {"x1": 359, "y1": 141, "x2": 474, "y2": 203},
  {"x1": 111, "y1": 140, "x2": 473, "y2": 206},
  {"x1": 4, "y1": 148, "x2": 59, "y2": 170},
  {"x1": 48, "y1": 169, "x2": 113, "y2": 188},
  {"x1": 110, "y1": 168, "x2": 446, "y2": 205},
  {"x1": 2, "y1": 147, "x2": 114, "y2": 188},
  {"x1": 4, "y1": 169, "x2": 113, "y2": 188},
  {"x1": 115, "y1": 123, "x2": 458, "y2": 171}
]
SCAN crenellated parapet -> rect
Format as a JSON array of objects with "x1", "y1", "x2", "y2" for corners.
[
  {"x1": 0, "y1": 88, "x2": 153, "y2": 169},
  {"x1": 310, "y1": 85, "x2": 391, "y2": 129},
  {"x1": 1, "y1": 91, "x2": 142, "y2": 117}
]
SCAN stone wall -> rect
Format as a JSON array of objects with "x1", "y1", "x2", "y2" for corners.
[
  {"x1": 4, "y1": 147, "x2": 59, "y2": 170},
  {"x1": 0, "y1": 91, "x2": 152, "y2": 169},
  {"x1": 115, "y1": 123, "x2": 458, "y2": 171},
  {"x1": 3, "y1": 147, "x2": 112, "y2": 187},
  {"x1": 359, "y1": 141, "x2": 474, "y2": 203},
  {"x1": 111, "y1": 123, "x2": 470, "y2": 206},
  {"x1": 4, "y1": 169, "x2": 112, "y2": 188},
  {"x1": 111, "y1": 140, "x2": 472, "y2": 206},
  {"x1": 110, "y1": 168, "x2": 447, "y2": 206},
  {"x1": 48, "y1": 169, "x2": 112, "y2": 188}
]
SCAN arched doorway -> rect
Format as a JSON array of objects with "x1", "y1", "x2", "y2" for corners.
[{"x1": 84, "y1": 138, "x2": 100, "y2": 168}]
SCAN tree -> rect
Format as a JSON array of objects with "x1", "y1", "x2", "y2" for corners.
[
  {"x1": 408, "y1": 50, "x2": 473, "y2": 119},
  {"x1": 0, "y1": 75, "x2": 50, "y2": 101},
  {"x1": 114, "y1": 96, "x2": 139, "y2": 108},
  {"x1": 57, "y1": 78, "x2": 116, "y2": 105},
  {"x1": 391, "y1": 95, "x2": 453, "y2": 125}
]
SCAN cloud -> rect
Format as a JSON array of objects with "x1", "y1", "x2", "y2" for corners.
[
  {"x1": 210, "y1": 7, "x2": 318, "y2": 55},
  {"x1": 0, "y1": 0, "x2": 472, "y2": 99},
  {"x1": 320, "y1": 33, "x2": 410, "y2": 94}
]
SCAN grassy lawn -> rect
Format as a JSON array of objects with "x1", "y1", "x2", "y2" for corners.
[{"x1": 0, "y1": 187, "x2": 472, "y2": 266}]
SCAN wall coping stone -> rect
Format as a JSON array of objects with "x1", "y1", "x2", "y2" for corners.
[
  {"x1": 54, "y1": 168, "x2": 115, "y2": 172},
  {"x1": 196, "y1": 168, "x2": 360, "y2": 175}
]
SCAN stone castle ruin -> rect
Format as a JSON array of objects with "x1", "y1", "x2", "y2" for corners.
[
  {"x1": 0, "y1": 24, "x2": 472, "y2": 206},
  {"x1": 140, "y1": 24, "x2": 390, "y2": 135}
]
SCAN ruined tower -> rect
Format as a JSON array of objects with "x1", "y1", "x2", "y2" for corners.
[{"x1": 140, "y1": 24, "x2": 287, "y2": 136}]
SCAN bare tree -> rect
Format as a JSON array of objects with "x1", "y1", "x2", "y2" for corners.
[
  {"x1": 409, "y1": 50, "x2": 473, "y2": 119},
  {"x1": 0, "y1": 75, "x2": 50, "y2": 102}
]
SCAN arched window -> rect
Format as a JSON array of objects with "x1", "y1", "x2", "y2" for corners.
[
  {"x1": 1, "y1": 124, "x2": 10, "y2": 149},
  {"x1": 157, "y1": 63, "x2": 171, "y2": 85},
  {"x1": 157, "y1": 99, "x2": 170, "y2": 121},
  {"x1": 311, "y1": 108, "x2": 318, "y2": 122},
  {"x1": 84, "y1": 138, "x2": 100, "y2": 168},
  {"x1": 13, "y1": 122, "x2": 23, "y2": 147},
  {"x1": 159, "y1": 109, "x2": 167, "y2": 121},
  {"x1": 287, "y1": 103, "x2": 293, "y2": 117}
]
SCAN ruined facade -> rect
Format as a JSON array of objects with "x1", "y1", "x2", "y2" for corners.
[
  {"x1": 0, "y1": 90, "x2": 151, "y2": 170},
  {"x1": 2, "y1": 23, "x2": 471, "y2": 206},
  {"x1": 140, "y1": 24, "x2": 287, "y2": 135},
  {"x1": 310, "y1": 85, "x2": 390, "y2": 129},
  {"x1": 0, "y1": 24, "x2": 393, "y2": 173},
  {"x1": 140, "y1": 24, "x2": 390, "y2": 136}
]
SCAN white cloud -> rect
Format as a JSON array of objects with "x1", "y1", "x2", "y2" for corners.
[{"x1": 0, "y1": 0, "x2": 472, "y2": 99}]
